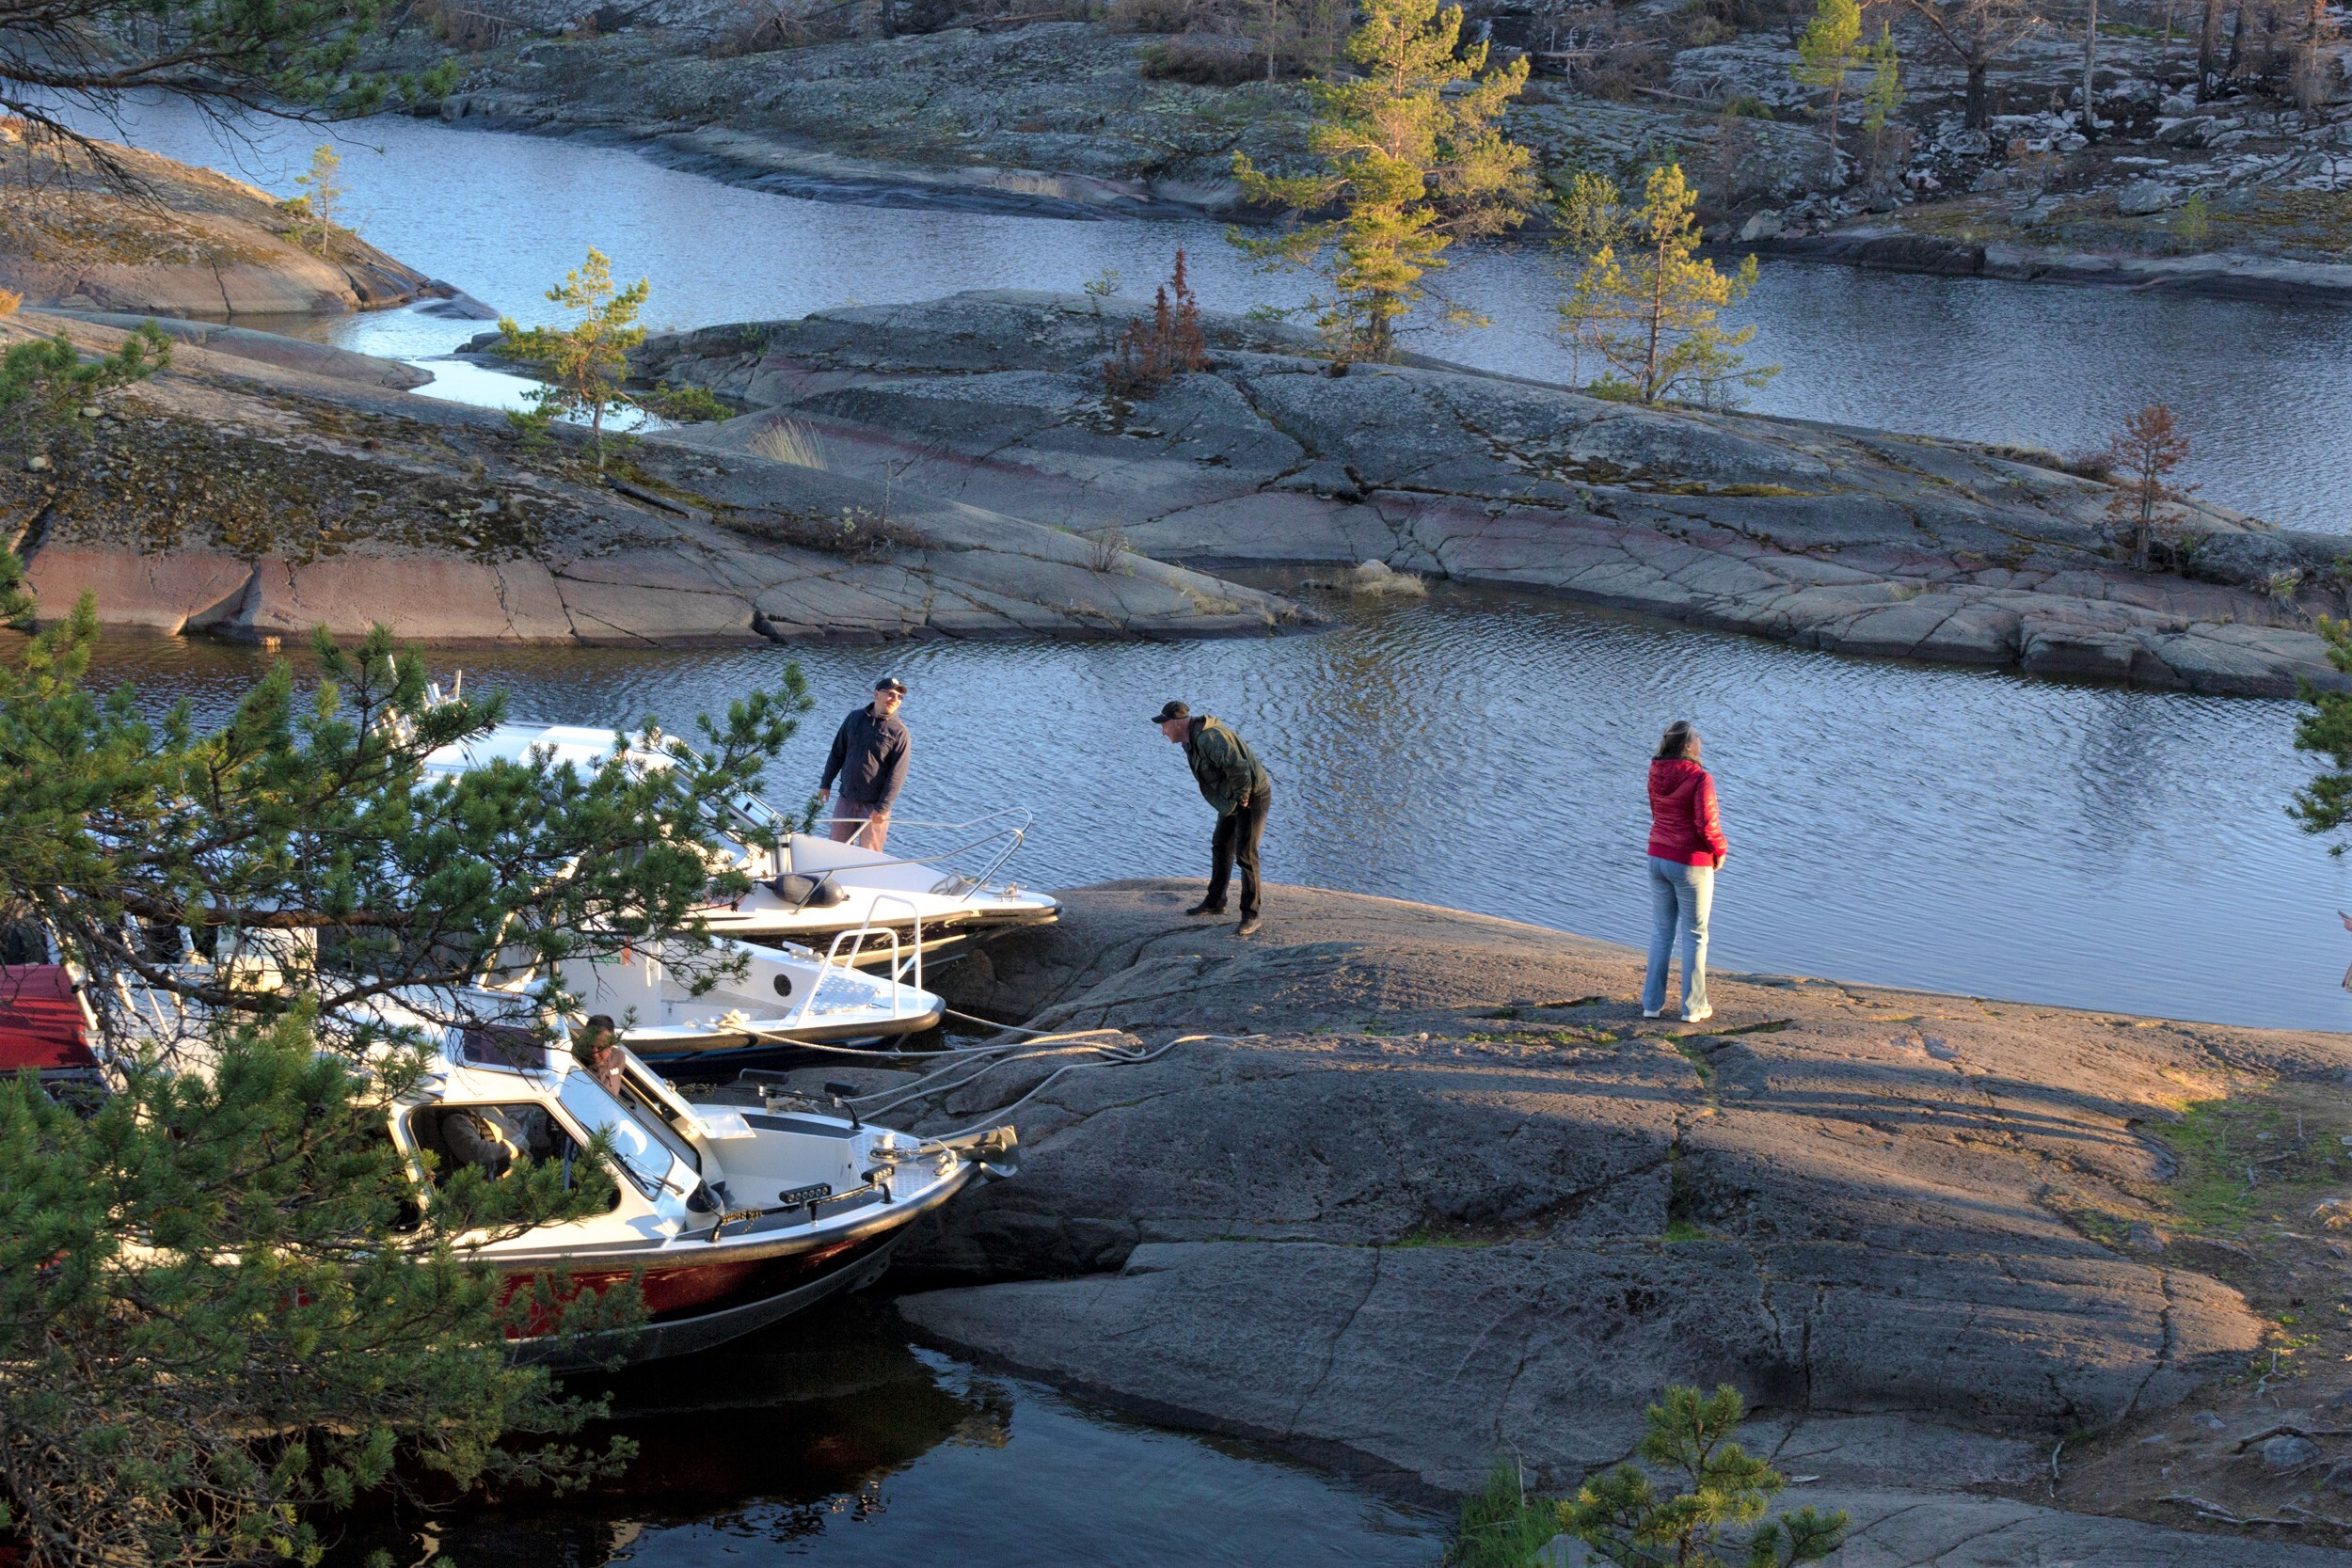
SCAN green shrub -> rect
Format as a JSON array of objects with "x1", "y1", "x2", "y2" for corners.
[
  {"x1": 640, "y1": 384, "x2": 734, "y2": 423},
  {"x1": 1561, "y1": 1386, "x2": 1847, "y2": 1567},
  {"x1": 1449, "y1": 1460, "x2": 1559, "y2": 1567}
]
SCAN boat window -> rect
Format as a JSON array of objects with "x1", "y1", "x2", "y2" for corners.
[
  {"x1": 0, "y1": 920, "x2": 44, "y2": 966},
  {"x1": 406, "y1": 1102, "x2": 617, "y2": 1210},
  {"x1": 454, "y1": 1026, "x2": 548, "y2": 1073},
  {"x1": 555, "y1": 1072, "x2": 697, "y2": 1196}
]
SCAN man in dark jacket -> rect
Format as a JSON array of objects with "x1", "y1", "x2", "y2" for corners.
[
  {"x1": 1153, "y1": 700, "x2": 1272, "y2": 936},
  {"x1": 818, "y1": 676, "x2": 912, "y2": 850}
]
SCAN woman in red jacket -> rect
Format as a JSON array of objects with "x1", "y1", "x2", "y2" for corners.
[{"x1": 1645, "y1": 721, "x2": 1728, "y2": 1023}]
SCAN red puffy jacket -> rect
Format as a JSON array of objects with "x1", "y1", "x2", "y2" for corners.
[{"x1": 1648, "y1": 757, "x2": 1728, "y2": 866}]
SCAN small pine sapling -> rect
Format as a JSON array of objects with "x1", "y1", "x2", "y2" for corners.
[
  {"x1": 1555, "y1": 163, "x2": 1778, "y2": 407},
  {"x1": 1231, "y1": 0, "x2": 1536, "y2": 360},
  {"x1": 2172, "y1": 189, "x2": 2213, "y2": 251},
  {"x1": 1860, "y1": 25, "x2": 1906, "y2": 186},
  {"x1": 1103, "y1": 250, "x2": 1209, "y2": 399},
  {"x1": 1790, "y1": 0, "x2": 1864, "y2": 180},
  {"x1": 292, "y1": 144, "x2": 347, "y2": 256},
  {"x1": 2293, "y1": 618, "x2": 2352, "y2": 851},
  {"x1": 496, "y1": 247, "x2": 651, "y2": 470},
  {"x1": 2103, "y1": 403, "x2": 2195, "y2": 570},
  {"x1": 1562, "y1": 1385, "x2": 1848, "y2": 1568}
]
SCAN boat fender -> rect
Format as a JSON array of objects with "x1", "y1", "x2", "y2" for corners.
[{"x1": 766, "y1": 872, "x2": 850, "y2": 911}]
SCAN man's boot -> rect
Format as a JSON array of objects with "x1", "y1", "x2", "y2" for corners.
[
  {"x1": 1234, "y1": 913, "x2": 1262, "y2": 937},
  {"x1": 1185, "y1": 900, "x2": 1226, "y2": 917}
]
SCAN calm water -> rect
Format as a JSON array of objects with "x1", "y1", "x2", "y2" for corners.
[
  {"x1": 342, "y1": 1298, "x2": 1441, "y2": 1567},
  {"x1": 80, "y1": 581, "x2": 2352, "y2": 1032},
  {"x1": 43, "y1": 98, "x2": 2352, "y2": 1553},
  {"x1": 72, "y1": 99, "x2": 2352, "y2": 531}
]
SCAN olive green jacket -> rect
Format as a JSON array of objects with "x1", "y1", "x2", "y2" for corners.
[{"x1": 1184, "y1": 716, "x2": 1271, "y2": 816}]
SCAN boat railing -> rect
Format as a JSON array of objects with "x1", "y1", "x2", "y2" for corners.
[
  {"x1": 798, "y1": 808, "x2": 1035, "y2": 905},
  {"x1": 794, "y1": 894, "x2": 925, "y2": 1024}
]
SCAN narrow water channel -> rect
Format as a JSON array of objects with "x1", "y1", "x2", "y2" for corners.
[
  {"x1": 75, "y1": 97, "x2": 2352, "y2": 531},
  {"x1": 79, "y1": 580, "x2": 2352, "y2": 1031}
]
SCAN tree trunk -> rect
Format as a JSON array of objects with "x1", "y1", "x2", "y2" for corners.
[
  {"x1": 1965, "y1": 58, "x2": 1992, "y2": 127},
  {"x1": 2198, "y1": 0, "x2": 2223, "y2": 93},
  {"x1": 1826, "y1": 74, "x2": 1845, "y2": 181},
  {"x1": 2082, "y1": 0, "x2": 2101, "y2": 141},
  {"x1": 2226, "y1": 0, "x2": 2248, "y2": 78}
]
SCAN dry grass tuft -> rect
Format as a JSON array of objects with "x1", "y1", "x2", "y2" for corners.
[{"x1": 749, "y1": 418, "x2": 826, "y2": 468}]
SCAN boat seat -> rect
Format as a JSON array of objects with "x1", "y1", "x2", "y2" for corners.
[{"x1": 766, "y1": 872, "x2": 851, "y2": 911}]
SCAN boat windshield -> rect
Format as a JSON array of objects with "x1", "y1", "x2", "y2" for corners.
[
  {"x1": 712, "y1": 791, "x2": 786, "y2": 847},
  {"x1": 555, "y1": 1071, "x2": 698, "y2": 1196}
]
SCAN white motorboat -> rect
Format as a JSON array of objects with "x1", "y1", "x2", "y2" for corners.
[
  {"x1": 396, "y1": 1021, "x2": 1014, "y2": 1368},
  {"x1": 557, "y1": 933, "x2": 944, "y2": 1066},
  {"x1": 420, "y1": 723, "x2": 1061, "y2": 970}
]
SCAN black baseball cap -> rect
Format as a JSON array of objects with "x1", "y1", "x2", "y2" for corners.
[
  {"x1": 875, "y1": 675, "x2": 909, "y2": 694},
  {"x1": 1152, "y1": 700, "x2": 1190, "y2": 723}
]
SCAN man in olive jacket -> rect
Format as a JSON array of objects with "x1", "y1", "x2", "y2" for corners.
[{"x1": 1153, "y1": 700, "x2": 1272, "y2": 936}]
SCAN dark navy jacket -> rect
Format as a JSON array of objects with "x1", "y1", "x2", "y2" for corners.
[{"x1": 820, "y1": 704, "x2": 912, "y2": 806}]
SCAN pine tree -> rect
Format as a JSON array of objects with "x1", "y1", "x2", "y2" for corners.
[
  {"x1": 1561, "y1": 1385, "x2": 1848, "y2": 1568},
  {"x1": 0, "y1": 1015, "x2": 633, "y2": 1568},
  {"x1": 2103, "y1": 403, "x2": 2194, "y2": 570},
  {"x1": 291, "y1": 143, "x2": 347, "y2": 257},
  {"x1": 1230, "y1": 0, "x2": 1537, "y2": 361},
  {"x1": 497, "y1": 247, "x2": 651, "y2": 471},
  {"x1": 1791, "y1": 0, "x2": 1864, "y2": 179},
  {"x1": 1554, "y1": 164, "x2": 1778, "y2": 407},
  {"x1": 2293, "y1": 619, "x2": 2352, "y2": 851},
  {"x1": 0, "y1": 574, "x2": 812, "y2": 1565},
  {"x1": 0, "y1": 323, "x2": 170, "y2": 473},
  {"x1": 1860, "y1": 24, "x2": 1906, "y2": 183}
]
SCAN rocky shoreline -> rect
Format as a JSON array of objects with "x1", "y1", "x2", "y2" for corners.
[
  {"x1": 640, "y1": 289, "x2": 2352, "y2": 697},
  {"x1": 425, "y1": 93, "x2": 2352, "y2": 309},
  {"x1": 0, "y1": 130, "x2": 452, "y2": 320},
  {"x1": 0, "y1": 309, "x2": 1312, "y2": 645},
  {"x1": 837, "y1": 880, "x2": 2352, "y2": 1561},
  {"x1": 1756, "y1": 226, "x2": 2352, "y2": 307}
]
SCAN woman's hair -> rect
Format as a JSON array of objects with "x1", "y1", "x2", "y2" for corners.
[
  {"x1": 1655, "y1": 721, "x2": 1701, "y2": 761},
  {"x1": 573, "y1": 1014, "x2": 617, "y2": 1066}
]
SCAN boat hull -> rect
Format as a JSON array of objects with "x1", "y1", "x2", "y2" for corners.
[
  {"x1": 500, "y1": 1148, "x2": 982, "y2": 1370},
  {"x1": 624, "y1": 993, "x2": 946, "y2": 1065},
  {"x1": 515, "y1": 1229, "x2": 906, "y2": 1371}
]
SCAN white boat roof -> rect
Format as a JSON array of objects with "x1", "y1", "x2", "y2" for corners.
[{"x1": 421, "y1": 722, "x2": 673, "y2": 780}]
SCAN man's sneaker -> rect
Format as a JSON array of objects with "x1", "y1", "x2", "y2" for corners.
[
  {"x1": 1642, "y1": 1008, "x2": 1665, "y2": 1020},
  {"x1": 1185, "y1": 901, "x2": 1227, "y2": 917},
  {"x1": 1234, "y1": 914, "x2": 1263, "y2": 937},
  {"x1": 1681, "y1": 1006, "x2": 1714, "y2": 1025}
]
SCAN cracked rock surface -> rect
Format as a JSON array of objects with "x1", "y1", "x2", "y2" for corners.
[
  {"x1": 641, "y1": 290, "x2": 2352, "y2": 696},
  {"x1": 878, "y1": 880, "x2": 2352, "y2": 1561},
  {"x1": 0, "y1": 310, "x2": 1309, "y2": 645}
]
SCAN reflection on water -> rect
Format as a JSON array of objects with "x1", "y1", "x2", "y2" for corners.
[
  {"x1": 75, "y1": 581, "x2": 2352, "y2": 1031},
  {"x1": 347, "y1": 1298, "x2": 1440, "y2": 1567},
  {"x1": 71, "y1": 100, "x2": 2352, "y2": 531}
]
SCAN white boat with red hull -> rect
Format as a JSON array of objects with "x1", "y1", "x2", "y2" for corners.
[{"x1": 395, "y1": 1021, "x2": 1014, "y2": 1369}]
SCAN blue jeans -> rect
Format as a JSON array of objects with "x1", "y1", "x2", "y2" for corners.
[{"x1": 1644, "y1": 857, "x2": 1714, "y2": 1017}]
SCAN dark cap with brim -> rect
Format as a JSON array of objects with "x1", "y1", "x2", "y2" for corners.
[
  {"x1": 875, "y1": 676, "x2": 909, "y2": 694},
  {"x1": 1152, "y1": 700, "x2": 1190, "y2": 724}
]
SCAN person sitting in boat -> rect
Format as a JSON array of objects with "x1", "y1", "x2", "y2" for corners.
[
  {"x1": 574, "y1": 1013, "x2": 625, "y2": 1095},
  {"x1": 441, "y1": 1104, "x2": 526, "y2": 1180},
  {"x1": 816, "y1": 675, "x2": 911, "y2": 852}
]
